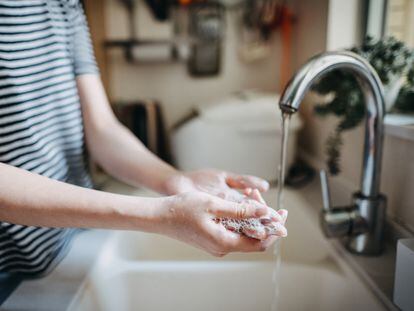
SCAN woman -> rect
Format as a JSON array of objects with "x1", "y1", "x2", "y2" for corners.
[{"x1": 0, "y1": 0, "x2": 287, "y2": 277}]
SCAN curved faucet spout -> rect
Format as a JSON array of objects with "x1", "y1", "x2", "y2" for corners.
[{"x1": 279, "y1": 51, "x2": 385, "y2": 198}]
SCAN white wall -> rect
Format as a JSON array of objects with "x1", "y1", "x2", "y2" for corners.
[
  {"x1": 326, "y1": 0, "x2": 364, "y2": 50},
  {"x1": 104, "y1": 0, "x2": 282, "y2": 128}
]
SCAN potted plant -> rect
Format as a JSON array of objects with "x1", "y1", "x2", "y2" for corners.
[{"x1": 311, "y1": 36, "x2": 414, "y2": 175}]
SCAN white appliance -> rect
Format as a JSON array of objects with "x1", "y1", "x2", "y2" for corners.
[
  {"x1": 171, "y1": 92, "x2": 302, "y2": 181},
  {"x1": 394, "y1": 239, "x2": 414, "y2": 311}
]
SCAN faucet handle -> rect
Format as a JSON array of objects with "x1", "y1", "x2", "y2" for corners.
[{"x1": 319, "y1": 170, "x2": 332, "y2": 212}]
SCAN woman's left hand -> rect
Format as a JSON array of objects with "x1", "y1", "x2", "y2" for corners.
[{"x1": 164, "y1": 169, "x2": 270, "y2": 202}]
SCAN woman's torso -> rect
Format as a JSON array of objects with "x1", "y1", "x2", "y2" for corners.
[{"x1": 0, "y1": 0, "x2": 95, "y2": 276}]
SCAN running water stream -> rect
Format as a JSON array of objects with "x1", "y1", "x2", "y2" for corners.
[
  {"x1": 271, "y1": 111, "x2": 292, "y2": 311},
  {"x1": 277, "y1": 111, "x2": 292, "y2": 211}
]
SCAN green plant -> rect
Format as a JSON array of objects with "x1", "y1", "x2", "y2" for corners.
[
  {"x1": 394, "y1": 65, "x2": 414, "y2": 113},
  {"x1": 311, "y1": 36, "x2": 414, "y2": 175}
]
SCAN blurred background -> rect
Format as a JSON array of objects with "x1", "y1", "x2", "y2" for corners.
[
  {"x1": 82, "y1": 0, "x2": 414, "y2": 233},
  {"x1": 3, "y1": 2, "x2": 414, "y2": 310}
]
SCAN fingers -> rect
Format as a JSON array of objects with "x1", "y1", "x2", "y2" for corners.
[
  {"x1": 260, "y1": 208, "x2": 285, "y2": 224},
  {"x1": 243, "y1": 188, "x2": 266, "y2": 204},
  {"x1": 243, "y1": 188, "x2": 253, "y2": 197},
  {"x1": 209, "y1": 198, "x2": 268, "y2": 219},
  {"x1": 208, "y1": 224, "x2": 268, "y2": 253},
  {"x1": 226, "y1": 174, "x2": 270, "y2": 192},
  {"x1": 242, "y1": 225, "x2": 267, "y2": 240},
  {"x1": 239, "y1": 188, "x2": 288, "y2": 225},
  {"x1": 241, "y1": 220, "x2": 288, "y2": 240},
  {"x1": 205, "y1": 216, "x2": 287, "y2": 254},
  {"x1": 264, "y1": 222, "x2": 288, "y2": 237},
  {"x1": 211, "y1": 191, "x2": 286, "y2": 225},
  {"x1": 218, "y1": 189, "x2": 245, "y2": 203},
  {"x1": 244, "y1": 189, "x2": 286, "y2": 223},
  {"x1": 278, "y1": 209, "x2": 288, "y2": 224},
  {"x1": 251, "y1": 189, "x2": 266, "y2": 204}
]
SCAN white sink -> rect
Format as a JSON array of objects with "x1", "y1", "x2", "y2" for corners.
[{"x1": 68, "y1": 188, "x2": 386, "y2": 311}]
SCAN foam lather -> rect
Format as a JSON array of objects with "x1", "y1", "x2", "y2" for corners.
[{"x1": 215, "y1": 217, "x2": 282, "y2": 240}]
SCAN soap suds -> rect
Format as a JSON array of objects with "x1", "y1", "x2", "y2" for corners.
[{"x1": 216, "y1": 217, "x2": 281, "y2": 240}]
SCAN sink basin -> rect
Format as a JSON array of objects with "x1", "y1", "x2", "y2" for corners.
[
  {"x1": 69, "y1": 235, "x2": 384, "y2": 311},
  {"x1": 68, "y1": 188, "x2": 386, "y2": 311}
]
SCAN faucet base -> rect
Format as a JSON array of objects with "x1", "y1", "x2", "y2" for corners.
[{"x1": 345, "y1": 193, "x2": 387, "y2": 256}]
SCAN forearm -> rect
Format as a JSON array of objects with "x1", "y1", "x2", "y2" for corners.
[
  {"x1": 77, "y1": 75, "x2": 179, "y2": 194},
  {"x1": 0, "y1": 163, "x2": 167, "y2": 231},
  {"x1": 87, "y1": 117, "x2": 178, "y2": 194}
]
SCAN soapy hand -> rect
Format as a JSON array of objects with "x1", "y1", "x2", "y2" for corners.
[
  {"x1": 219, "y1": 188, "x2": 288, "y2": 241},
  {"x1": 164, "y1": 169, "x2": 287, "y2": 242},
  {"x1": 161, "y1": 191, "x2": 287, "y2": 257},
  {"x1": 164, "y1": 169, "x2": 270, "y2": 202}
]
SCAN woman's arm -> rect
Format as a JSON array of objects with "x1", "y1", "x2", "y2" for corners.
[
  {"x1": 0, "y1": 161, "x2": 279, "y2": 256},
  {"x1": 0, "y1": 162, "x2": 160, "y2": 230},
  {"x1": 77, "y1": 74, "x2": 270, "y2": 197},
  {"x1": 77, "y1": 74, "x2": 178, "y2": 194}
]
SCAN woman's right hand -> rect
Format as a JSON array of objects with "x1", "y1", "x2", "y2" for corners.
[{"x1": 157, "y1": 191, "x2": 287, "y2": 257}]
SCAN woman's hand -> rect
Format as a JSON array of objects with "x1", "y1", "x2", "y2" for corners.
[
  {"x1": 157, "y1": 191, "x2": 286, "y2": 257},
  {"x1": 164, "y1": 169, "x2": 270, "y2": 202}
]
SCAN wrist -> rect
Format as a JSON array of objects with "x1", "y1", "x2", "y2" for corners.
[
  {"x1": 112, "y1": 194, "x2": 172, "y2": 234},
  {"x1": 162, "y1": 171, "x2": 193, "y2": 196}
]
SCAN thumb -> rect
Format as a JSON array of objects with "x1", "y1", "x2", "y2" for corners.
[
  {"x1": 245, "y1": 188, "x2": 266, "y2": 205},
  {"x1": 210, "y1": 198, "x2": 268, "y2": 219}
]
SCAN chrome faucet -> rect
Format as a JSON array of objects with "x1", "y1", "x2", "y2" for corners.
[{"x1": 279, "y1": 51, "x2": 386, "y2": 255}]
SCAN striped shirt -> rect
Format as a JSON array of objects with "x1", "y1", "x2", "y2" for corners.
[{"x1": 0, "y1": 0, "x2": 98, "y2": 277}]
